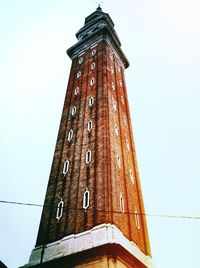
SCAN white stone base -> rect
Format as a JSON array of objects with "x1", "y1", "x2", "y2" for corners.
[{"x1": 27, "y1": 224, "x2": 154, "y2": 267}]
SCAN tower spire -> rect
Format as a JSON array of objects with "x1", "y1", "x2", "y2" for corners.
[
  {"x1": 97, "y1": 4, "x2": 102, "y2": 11},
  {"x1": 95, "y1": 0, "x2": 103, "y2": 11}
]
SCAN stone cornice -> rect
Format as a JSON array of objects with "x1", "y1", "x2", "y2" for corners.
[
  {"x1": 24, "y1": 224, "x2": 154, "y2": 267},
  {"x1": 67, "y1": 26, "x2": 129, "y2": 68}
]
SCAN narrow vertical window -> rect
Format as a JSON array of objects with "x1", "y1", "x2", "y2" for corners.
[
  {"x1": 77, "y1": 71, "x2": 81, "y2": 79},
  {"x1": 88, "y1": 96, "x2": 94, "y2": 107},
  {"x1": 117, "y1": 155, "x2": 121, "y2": 168},
  {"x1": 112, "y1": 81, "x2": 115, "y2": 91},
  {"x1": 56, "y1": 198, "x2": 64, "y2": 221},
  {"x1": 90, "y1": 78, "x2": 95, "y2": 86},
  {"x1": 68, "y1": 129, "x2": 73, "y2": 143},
  {"x1": 126, "y1": 139, "x2": 130, "y2": 151},
  {"x1": 91, "y1": 49, "x2": 96, "y2": 56},
  {"x1": 114, "y1": 124, "x2": 118, "y2": 136},
  {"x1": 83, "y1": 189, "x2": 90, "y2": 210},
  {"x1": 112, "y1": 99, "x2": 117, "y2": 111},
  {"x1": 110, "y1": 52, "x2": 113, "y2": 60},
  {"x1": 118, "y1": 65, "x2": 121, "y2": 73},
  {"x1": 121, "y1": 96, "x2": 124, "y2": 104},
  {"x1": 123, "y1": 114, "x2": 127, "y2": 126},
  {"x1": 111, "y1": 66, "x2": 114, "y2": 74},
  {"x1": 91, "y1": 62, "x2": 95, "y2": 70},
  {"x1": 87, "y1": 119, "x2": 93, "y2": 132},
  {"x1": 74, "y1": 87, "x2": 79, "y2": 96},
  {"x1": 130, "y1": 170, "x2": 134, "y2": 184},
  {"x1": 86, "y1": 149, "x2": 92, "y2": 164},
  {"x1": 71, "y1": 106, "x2": 77, "y2": 116},
  {"x1": 119, "y1": 80, "x2": 122, "y2": 87},
  {"x1": 79, "y1": 57, "x2": 83, "y2": 64},
  {"x1": 63, "y1": 160, "x2": 69, "y2": 175},
  {"x1": 120, "y1": 194, "x2": 124, "y2": 212},
  {"x1": 135, "y1": 210, "x2": 141, "y2": 230}
]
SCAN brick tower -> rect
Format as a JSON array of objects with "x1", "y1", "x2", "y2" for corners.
[{"x1": 23, "y1": 6, "x2": 153, "y2": 268}]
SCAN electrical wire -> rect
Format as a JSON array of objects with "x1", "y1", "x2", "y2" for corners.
[
  {"x1": 0, "y1": 200, "x2": 43, "y2": 207},
  {"x1": 0, "y1": 200, "x2": 200, "y2": 220}
]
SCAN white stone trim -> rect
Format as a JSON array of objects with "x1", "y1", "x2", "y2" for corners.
[
  {"x1": 91, "y1": 49, "x2": 96, "y2": 56},
  {"x1": 56, "y1": 198, "x2": 64, "y2": 222},
  {"x1": 90, "y1": 43, "x2": 98, "y2": 49},
  {"x1": 78, "y1": 52, "x2": 85, "y2": 57},
  {"x1": 85, "y1": 149, "x2": 92, "y2": 164},
  {"x1": 87, "y1": 119, "x2": 93, "y2": 132},
  {"x1": 112, "y1": 81, "x2": 115, "y2": 90},
  {"x1": 67, "y1": 129, "x2": 73, "y2": 143},
  {"x1": 119, "y1": 194, "x2": 124, "y2": 212},
  {"x1": 135, "y1": 210, "x2": 141, "y2": 230},
  {"x1": 69, "y1": 36, "x2": 126, "y2": 69},
  {"x1": 90, "y1": 77, "x2": 95, "y2": 86},
  {"x1": 28, "y1": 224, "x2": 153, "y2": 267},
  {"x1": 116, "y1": 154, "x2": 121, "y2": 168},
  {"x1": 126, "y1": 139, "x2": 130, "y2": 151},
  {"x1": 74, "y1": 87, "x2": 79, "y2": 96},
  {"x1": 83, "y1": 189, "x2": 90, "y2": 209},
  {"x1": 130, "y1": 169, "x2": 135, "y2": 184},
  {"x1": 91, "y1": 62, "x2": 95, "y2": 70},
  {"x1": 78, "y1": 57, "x2": 83, "y2": 64},
  {"x1": 71, "y1": 106, "x2": 77, "y2": 116},
  {"x1": 112, "y1": 98, "x2": 117, "y2": 112},
  {"x1": 88, "y1": 96, "x2": 94, "y2": 107},
  {"x1": 77, "y1": 71, "x2": 81, "y2": 78},
  {"x1": 63, "y1": 160, "x2": 69, "y2": 175}
]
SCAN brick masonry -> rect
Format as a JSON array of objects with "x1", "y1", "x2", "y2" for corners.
[{"x1": 35, "y1": 7, "x2": 151, "y2": 264}]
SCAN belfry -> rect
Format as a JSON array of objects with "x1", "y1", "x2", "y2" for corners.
[{"x1": 23, "y1": 6, "x2": 153, "y2": 268}]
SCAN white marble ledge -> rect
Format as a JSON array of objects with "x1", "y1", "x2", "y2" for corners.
[{"x1": 27, "y1": 223, "x2": 154, "y2": 267}]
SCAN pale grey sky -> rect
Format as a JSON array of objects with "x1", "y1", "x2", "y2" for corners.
[{"x1": 0, "y1": 1, "x2": 200, "y2": 267}]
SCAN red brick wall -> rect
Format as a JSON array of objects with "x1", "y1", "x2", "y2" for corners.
[{"x1": 36, "y1": 40, "x2": 150, "y2": 256}]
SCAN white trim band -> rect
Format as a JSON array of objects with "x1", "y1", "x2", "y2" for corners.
[{"x1": 28, "y1": 224, "x2": 154, "y2": 267}]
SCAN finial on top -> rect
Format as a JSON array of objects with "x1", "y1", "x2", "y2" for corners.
[
  {"x1": 97, "y1": 5, "x2": 102, "y2": 11},
  {"x1": 95, "y1": 1, "x2": 103, "y2": 11}
]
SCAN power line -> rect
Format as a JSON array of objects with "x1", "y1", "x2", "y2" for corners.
[
  {"x1": 1, "y1": 199, "x2": 200, "y2": 220},
  {"x1": 0, "y1": 200, "x2": 43, "y2": 207}
]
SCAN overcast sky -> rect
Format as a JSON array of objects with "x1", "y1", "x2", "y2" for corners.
[{"x1": 0, "y1": 1, "x2": 200, "y2": 267}]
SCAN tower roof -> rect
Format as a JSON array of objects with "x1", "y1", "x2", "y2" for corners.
[
  {"x1": 67, "y1": 8, "x2": 129, "y2": 68},
  {"x1": 84, "y1": 6, "x2": 114, "y2": 28}
]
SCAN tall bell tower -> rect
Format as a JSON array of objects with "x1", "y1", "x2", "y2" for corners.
[{"x1": 23, "y1": 6, "x2": 153, "y2": 268}]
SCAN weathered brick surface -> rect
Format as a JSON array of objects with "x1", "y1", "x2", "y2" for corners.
[{"x1": 36, "y1": 36, "x2": 151, "y2": 258}]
